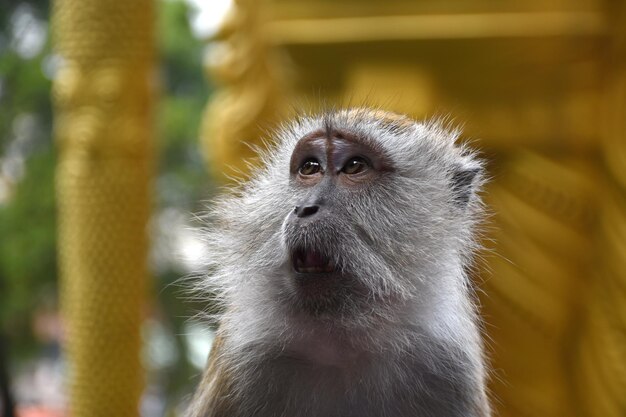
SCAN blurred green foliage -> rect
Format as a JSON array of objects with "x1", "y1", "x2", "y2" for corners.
[
  {"x1": 153, "y1": 0, "x2": 215, "y2": 403},
  {"x1": 0, "y1": 0, "x2": 52, "y2": 151},
  {"x1": 0, "y1": 0, "x2": 55, "y2": 359},
  {"x1": 157, "y1": 0, "x2": 212, "y2": 202}
]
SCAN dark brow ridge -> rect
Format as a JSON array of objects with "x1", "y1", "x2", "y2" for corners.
[{"x1": 294, "y1": 128, "x2": 395, "y2": 172}]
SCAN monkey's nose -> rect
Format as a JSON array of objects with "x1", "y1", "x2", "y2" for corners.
[{"x1": 294, "y1": 205, "x2": 319, "y2": 218}]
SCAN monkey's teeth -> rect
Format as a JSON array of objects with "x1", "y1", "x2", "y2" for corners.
[{"x1": 292, "y1": 249, "x2": 335, "y2": 274}]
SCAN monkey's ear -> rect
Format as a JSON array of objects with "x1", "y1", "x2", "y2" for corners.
[{"x1": 450, "y1": 166, "x2": 482, "y2": 207}]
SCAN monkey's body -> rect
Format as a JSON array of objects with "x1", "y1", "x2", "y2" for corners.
[
  {"x1": 188, "y1": 109, "x2": 491, "y2": 417},
  {"x1": 192, "y1": 323, "x2": 485, "y2": 417}
]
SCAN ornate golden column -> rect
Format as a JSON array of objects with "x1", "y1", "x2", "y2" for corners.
[
  {"x1": 200, "y1": 0, "x2": 285, "y2": 182},
  {"x1": 52, "y1": 0, "x2": 154, "y2": 416}
]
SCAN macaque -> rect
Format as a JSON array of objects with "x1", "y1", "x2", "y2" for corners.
[{"x1": 188, "y1": 109, "x2": 491, "y2": 417}]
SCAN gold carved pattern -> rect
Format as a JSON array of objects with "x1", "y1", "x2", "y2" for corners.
[
  {"x1": 201, "y1": 0, "x2": 285, "y2": 182},
  {"x1": 266, "y1": 12, "x2": 606, "y2": 44},
  {"x1": 53, "y1": 0, "x2": 154, "y2": 416}
]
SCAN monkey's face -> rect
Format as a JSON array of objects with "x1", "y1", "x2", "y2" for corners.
[
  {"x1": 280, "y1": 128, "x2": 395, "y2": 314},
  {"x1": 273, "y1": 112, "x2": 481, "y2": 318},
  {"x1": 206, "y1": 110, "x2": 482, "y2": 323}
]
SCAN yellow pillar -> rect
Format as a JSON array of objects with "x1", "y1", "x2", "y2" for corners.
[
  {"x1": 52, "y1": 0, "x2": 154, "y2": 416},
  {"x1": 200, "y1": 0, "x2": 284, "y2": 182}
]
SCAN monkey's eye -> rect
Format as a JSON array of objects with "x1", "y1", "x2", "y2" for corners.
[
  {"x1": 299, "y1": 159, "x2": 321, "y2": 176},
  {"x1": 342, "y1": 157, "x2": 369, "y2": 175}
]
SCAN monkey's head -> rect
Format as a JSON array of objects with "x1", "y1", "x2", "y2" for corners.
[{"x1": 202, "y1": 109, "x2": 484, "y2": 327}]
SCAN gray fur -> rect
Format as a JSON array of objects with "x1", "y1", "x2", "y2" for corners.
[{"x1": 188, "y1": 109, "x2": 491, "y2": 417}]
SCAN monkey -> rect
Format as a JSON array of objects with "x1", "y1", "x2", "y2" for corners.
[{"x1": 187, "y1": 108, "x2": 491, "y2": 417}]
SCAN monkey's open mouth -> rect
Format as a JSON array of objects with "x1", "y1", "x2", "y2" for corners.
[{"x1": 292, "y1": 249, "x2": 336, "y2": 274}]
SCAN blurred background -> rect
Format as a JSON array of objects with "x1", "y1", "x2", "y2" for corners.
[{"x1": 0, "y1": 0, "x2": 625, "y2": 416}]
